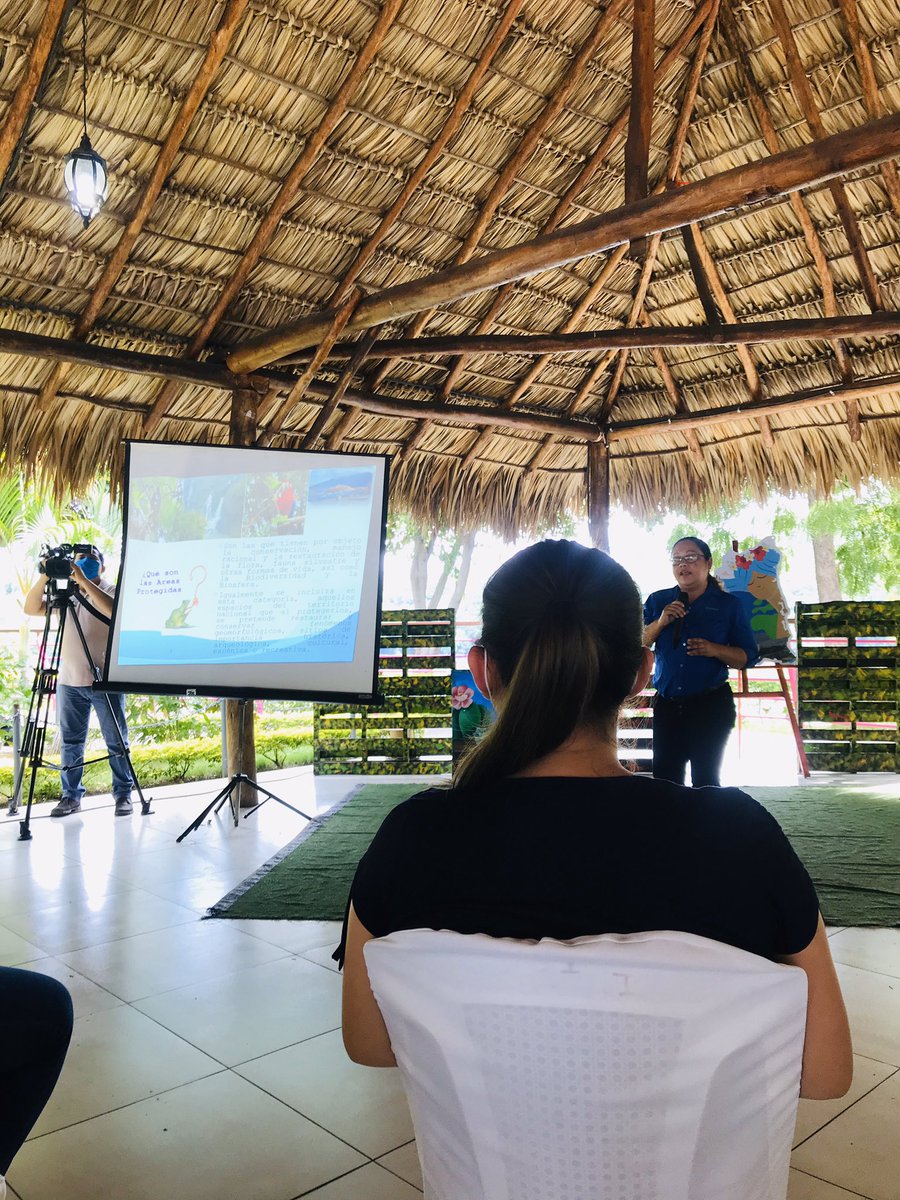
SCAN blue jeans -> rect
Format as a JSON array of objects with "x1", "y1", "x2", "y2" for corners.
[{"x1": 57, "y1": 685, "x2": 131, "y2": 802}]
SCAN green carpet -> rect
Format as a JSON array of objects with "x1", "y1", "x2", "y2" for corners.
[
  {"x1": 208, "y1": 783, "x2": 421, "y2": 921},
  {"x1": 208, "y1": 779, "x2": 900, "y2": 927}
]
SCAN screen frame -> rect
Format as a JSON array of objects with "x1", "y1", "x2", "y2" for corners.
[{"x1": 96, "y1": 438, "x2": 390, "y2": 703}]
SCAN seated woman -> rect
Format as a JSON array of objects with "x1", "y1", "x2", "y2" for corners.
[
  {"x1": 340, "y1": 540, "x2": 852, "y2": 1100},
  {"x1": 0, "y1": 968, "x2": 73, "y2": 1197}
]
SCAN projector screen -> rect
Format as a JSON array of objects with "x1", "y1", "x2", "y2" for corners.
[{"x1": 102, "y1": 440, "x2": 389, "y2": 701}]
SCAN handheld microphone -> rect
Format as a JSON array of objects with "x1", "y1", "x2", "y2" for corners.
[{"x1": 671, "y1": 590, "x2": 689, "y2": 647}]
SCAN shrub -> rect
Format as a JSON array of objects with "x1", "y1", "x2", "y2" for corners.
[{"x1": 0, "y1": 728, "x2": 313, "y2": 806}]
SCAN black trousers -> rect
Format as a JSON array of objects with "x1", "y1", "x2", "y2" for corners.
[
  {"x1": 0, "y1": 967, "x2": 73, "y2": 1174},
  {"x1": 652, "y1": 683, "x2": 736, "y2": 788}
]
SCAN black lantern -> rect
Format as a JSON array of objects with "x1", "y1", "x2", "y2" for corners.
[
  {"x1": 64, "y1": 134, "x2": 108, "y2": 228},
  {"x1": 64, "y1": 0, "x2": 108, "y2": 228}
]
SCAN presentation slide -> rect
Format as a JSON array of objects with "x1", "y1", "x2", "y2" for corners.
[{"x1": 104, "y1": 441, "x2": 388, "y2": 700}]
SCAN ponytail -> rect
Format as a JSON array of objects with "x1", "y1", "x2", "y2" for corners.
[{"x1": 453, "y1": 541, "x2": 643, "y2": 790}]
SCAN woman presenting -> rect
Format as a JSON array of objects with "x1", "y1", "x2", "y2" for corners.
[{"x1": 643, "y1": 536, "x2": 758, "y2": 787}]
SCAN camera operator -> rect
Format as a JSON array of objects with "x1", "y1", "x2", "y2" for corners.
[{"x1": 23, "y1": 546, "x2": 133, "y2": 818}]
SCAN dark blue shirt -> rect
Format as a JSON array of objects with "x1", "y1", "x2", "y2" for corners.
[{"x1": 643, "y1": 583, "x2": 759, "y2": 699}]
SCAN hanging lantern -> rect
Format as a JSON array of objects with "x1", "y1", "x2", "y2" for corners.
[
  {"x1": 64, "y1": 133, "x2": 108, "y2": 228},
  {"x1": 63, "y1": 0, "x2": 108, "y2": 228}
]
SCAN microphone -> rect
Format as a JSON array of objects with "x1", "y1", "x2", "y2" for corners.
[{"x1": 670, "y1": 590, "x2": 689, "y2": 647}]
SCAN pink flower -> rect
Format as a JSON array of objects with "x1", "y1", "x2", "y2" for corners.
[{"x1": 452, "y1": 685, "x2": 475, "y2": 710}]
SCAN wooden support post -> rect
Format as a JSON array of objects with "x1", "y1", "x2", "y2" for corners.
[
  {"x1": 227, "y1": 378, "x2": 263, "y2": 805},
  {"x1": 588, "y1": 439, "x2": 611, "y2": 552},
  {"x1": 626, "y1": 0, "x2": 655, "y2": 228}
]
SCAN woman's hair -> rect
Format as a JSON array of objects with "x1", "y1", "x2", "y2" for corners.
[
  {"x1": 453, "y1": 540, "x2": 644, "y2": 789},
  {"x1": 672, "y1": 535, "x2": 723, "y2": 590}
]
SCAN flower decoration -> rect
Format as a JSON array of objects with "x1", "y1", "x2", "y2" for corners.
[{"x1": 451, "y1": 685, "x2": 475, "y2": 710}]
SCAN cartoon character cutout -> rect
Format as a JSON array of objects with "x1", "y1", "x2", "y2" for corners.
[
  {"x1": 165, "y1": 565, "x2": 207, "y2": 629},
  {"x1": 718, "y1": 537, "x2": 795, "y2": 663}
]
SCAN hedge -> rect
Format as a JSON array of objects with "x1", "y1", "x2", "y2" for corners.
[{"x1": 0, "y1": 730, "x2": 313, "y2": 807}]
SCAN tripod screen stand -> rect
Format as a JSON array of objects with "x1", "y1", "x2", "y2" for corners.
[
  {"x1": 11, "y1": 578, "x2": 151, "y2": 841},
  {"x1": 176, "y1": 699, "x2": 313, "y2": 843}
]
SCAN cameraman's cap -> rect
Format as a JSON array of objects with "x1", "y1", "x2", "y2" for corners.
[{"x1": 81, "y1": 545, "x2": 104, "y2": 565}]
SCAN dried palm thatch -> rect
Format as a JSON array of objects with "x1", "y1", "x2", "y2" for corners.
[{"x1": 0, "y1": 0, "x2": 898, "y2": 540}]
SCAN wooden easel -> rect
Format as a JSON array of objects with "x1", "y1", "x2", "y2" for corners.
[{"x1": 732, "y1": 665, "x2": 810, "y2": 778}]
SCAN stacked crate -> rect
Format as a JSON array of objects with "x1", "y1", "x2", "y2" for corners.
[
  {"x1": 797, "y1": 600, "x2": 899, "y2": 772},
  {"x1": 313, "y1": 609, "x2": 453, "y2": 775}
]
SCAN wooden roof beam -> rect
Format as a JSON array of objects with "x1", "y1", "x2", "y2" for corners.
[
  {"x1": 36, "y1": 0, "x2": 252, "y2": 411},
  {"x1": 308, "y1": 312, "x2": 900, "y2": 358},
  {"x1": 434, "y1": 0, "x2": 715, "y2": 406},
  {"x1": 375, "y1": 0, "x2": 630, "y2": 380},
  {"x1": 0, "y1": 0, "x2": 70, "y2": 193},
  {"x1": 835, "y1": 0, "x2": 900, "y2": 223},
  {"x1": 718, "y1": 0, "x2": 852, "y2": 383},
  {"x1": 227, "y1": 113, "x2": 900, "y2": 373},
  {"x1": 330, "y1": 0, "x2": 526, "y2": 304},
  {"x1": 142, "y1": 0, "x2": 405, "y2": 435},
  {"x1": 626, "y1": 0, "x2": 655, "y2": 207},
  {"x1": 607, "y1": 373, "x2": 900, "y2": 441},
  {"x1": 561, "y1": 1, "x2": 719, "y2": 423},
  {"x1": 767, "y1": 0, "x2": 884, "y2": 313}
]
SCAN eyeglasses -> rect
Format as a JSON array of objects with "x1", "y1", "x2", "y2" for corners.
[{"x1": 671, "y1": 553, "x2": 702, "y2": 565}]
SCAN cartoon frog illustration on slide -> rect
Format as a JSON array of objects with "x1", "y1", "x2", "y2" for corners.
[{"x1": 165, "y1": 566, "x2": 207, "y2": 629}]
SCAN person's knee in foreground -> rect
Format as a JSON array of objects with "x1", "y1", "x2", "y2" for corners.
[
  {"x1": 0, "y1": 968, "x2": 73, "y2": 1195},
  {"x1": 23, "y1": 547, "x2": 133, "y2": 818},
  {"x1": 643, "y1": 536, "x2": 758, "y2": 786},
  {"x1": 340, "y1": 539, "x2": 852, "y2": 1101}
]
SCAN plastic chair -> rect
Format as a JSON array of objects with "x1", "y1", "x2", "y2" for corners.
[{"x1": 364, "y1": 928, "x2": 808, "y2": 1200}]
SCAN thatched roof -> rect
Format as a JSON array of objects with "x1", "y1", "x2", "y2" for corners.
[{"x1": 0, "y1": 0, "x2": 898, "y2": 536}]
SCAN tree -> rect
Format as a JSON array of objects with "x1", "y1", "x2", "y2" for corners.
[
  {"x1": 774, "y1": 482, "x2": 900, "y2": 600},
  {"x1": 387, "y1": 514, "x2": 478, "y2": 610}
]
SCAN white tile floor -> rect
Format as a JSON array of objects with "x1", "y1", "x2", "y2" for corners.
[{"x1": 1, "y1": 767, "x2": 898, "y2": 1200}]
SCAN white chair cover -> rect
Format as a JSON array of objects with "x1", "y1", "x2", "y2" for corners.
[{"x1": 365, "y1": 929, "x2": 807, "y2": 1200}]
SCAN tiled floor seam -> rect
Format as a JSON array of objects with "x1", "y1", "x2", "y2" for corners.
[
  {"x1": 224, "y1": 1070, "x2": 402, "y2": 1160},
  {"x1": 792, "y1": 1063, "x2": 900, "y2": 1148},
  {"x1": 791, "y1": 1167, "x2": 875, "y2": 1199},
  {"x1": 833, "y1": 960, "x2": 900, "y2": 982},
  {"x1": 23, "y1": 1065, "x2": 230, "y2": 1140}
]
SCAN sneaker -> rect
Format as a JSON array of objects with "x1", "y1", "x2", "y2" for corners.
[
  {"x1": 50, "y1": 798, "x2": 82, "y2": 818},
  {"x1": 114, "y1": 797, "x2": 133, "y2": 816}
]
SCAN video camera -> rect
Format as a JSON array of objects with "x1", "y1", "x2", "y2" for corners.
[{"x1": 39, "y1": 543, "x2": 96, "y2": 581}]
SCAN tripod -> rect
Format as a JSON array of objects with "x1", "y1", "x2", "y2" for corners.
[
  {"x1": 176, "y1": 698, "x2": 313, "y2": 842},
  {"x1": 9, "y1": 578, "x2": 151, "y2": 841}
]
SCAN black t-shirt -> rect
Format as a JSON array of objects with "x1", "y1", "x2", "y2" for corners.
[{"x1": 339, "y1": 776, "x2": 819, "y2": 965}]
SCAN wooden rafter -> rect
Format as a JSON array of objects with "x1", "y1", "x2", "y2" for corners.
[
  {"x1": 260, "y1": 292, "x2": 360, "y2": 441},
  {"x1": 835, "y1": 0, "x2": 900, "y2": 222},
  {"x1": 227, "y1": 118, "x2": 900, "y2": 377},
  {"x1": 375, "y1": 0, "x2": 630, "y2": 374},
  {"x1": 607, "y1": 373, "x2": 900, "y2": 441},
  {"x1": 0, "y1": 0, "x2": 70, "y2": 193},
  {"x1": 767, "y1": 0, "x2": 884, "y2": 312},
  {"x1": 36, "y1": 0, "x2": 251, "y2": 411},
  {"x1": 489, "y1": 0, "x2": 724, "y2": 472},
  {"x1": 643, "y1": 323, "x2": 705, "y2": 462},
  {"x1": 433, "y1": 0, "x2": 715, "y2": 408},
  {"x1": 305, "y1": 312, "x2": 900, "y2": 359},
  {"x1": 274, "y1": 0, "x2": 526, "y2": 455},
  {"x1": 0, "y1": 323, "x2": 895, "y2": 450},
  {"x1": 718, "y1": 0, "x2": 853, "y2": 383},
  {"x1": 625, "y1": 0, "x2": 656, "y2": 207},
  {"x1": 331, "y1": 0, "x2": 526, "y2": 305},
  {"x1": 299, "y1": 328, "x2": 380, "y2": 450},
  {"x1": 569, "y1": 1, "x2": 720, "y2": 425},
  {"x1": 141, "y1": 0, "x2": 405, "y2": 435}
]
